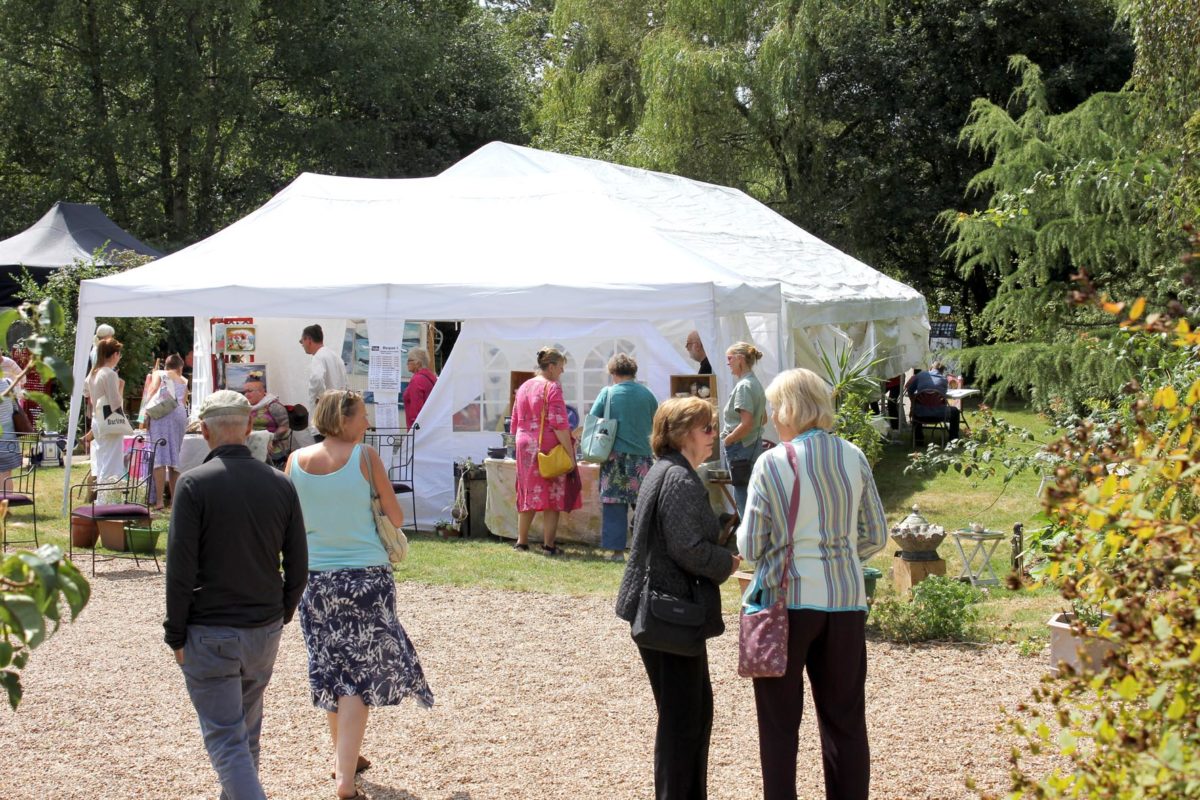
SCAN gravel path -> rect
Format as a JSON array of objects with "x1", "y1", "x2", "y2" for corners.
[{"x1": 3, "y1": 564, "x2": 1049, "y2": 799}]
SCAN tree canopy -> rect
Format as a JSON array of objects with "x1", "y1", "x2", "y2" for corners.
[
  {"x1": 534, "y1": 0, "x2": 1132, "y2": 331},
  {"x1": 0, "y1": 0, "x2": 528, "y2": 250}
]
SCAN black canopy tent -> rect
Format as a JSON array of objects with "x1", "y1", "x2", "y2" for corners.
[{"x1": 0, "y1": 202, "x2": 162, "y2": 307}]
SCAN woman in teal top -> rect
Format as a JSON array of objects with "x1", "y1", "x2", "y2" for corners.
[
  {"x1": 721, "y1": 340, "x2": 767, "y2": 516},
  {"x1": 589, "y1": 353, "x2": 658, "y2": 559},
  {"x1": 287, "y1": 390, "x2": 433, "y2": 799}
]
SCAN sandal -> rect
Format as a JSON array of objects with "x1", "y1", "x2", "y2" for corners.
[
  {"x1": 512, "y1": 542, "x2": 529, "y2": 551},
  {"x1": 541, "y1": 544, "x2": 561, "y2": 556},
  {"x1": 331, "y1": 755, "x2": 372, "y2": 780}
]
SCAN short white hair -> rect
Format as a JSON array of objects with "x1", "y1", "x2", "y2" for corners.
[{"x1": 202, "y1": 414, "x2": 250, "y2": 446}]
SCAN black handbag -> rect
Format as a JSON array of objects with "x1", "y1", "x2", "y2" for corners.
[
  {"x1": 729, "y1": 458, "x2": 753, "y2": 487},
  {"x1": 629, "y1": 472, "x2": 708, "y2": 657},
  {"x1": 631, "y1": 577, "x2": 706, "y2": 656}
]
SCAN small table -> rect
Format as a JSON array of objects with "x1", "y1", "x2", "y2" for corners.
[
  {"x1": 946, "y1": 387, "x2": 981, "y2": 431},
  {"x1": 950, "y1": 529, "x2": 1005, "y2": 587}
]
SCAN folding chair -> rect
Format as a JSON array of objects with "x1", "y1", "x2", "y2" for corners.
[
  {"x1": 0, "y1": 434, "x2": 42, "y2": 551},
  {"x1": 363, "y1": 423, "x2": 419, "y2": 533},
  {"x1": 69, "y1": 434, "x2": 164, "y2": 575},
  {"x1": 910, "y1": 390, "x2": 950, "y2": 448}
]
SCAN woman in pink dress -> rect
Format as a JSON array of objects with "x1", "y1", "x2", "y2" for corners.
[{"x1": 510, "y1": 347, "x2": 579, "y2": 555}]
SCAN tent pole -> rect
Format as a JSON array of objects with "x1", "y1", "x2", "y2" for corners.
[{"x1": 61, "y1": 311, "x2": 96, "y2": 514}]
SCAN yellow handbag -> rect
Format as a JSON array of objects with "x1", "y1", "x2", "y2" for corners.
[{"x1": 535, "y1": 380, "x2": 575, "y2": 479}]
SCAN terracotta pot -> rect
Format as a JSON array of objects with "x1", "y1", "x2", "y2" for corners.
[
  {"x1": 70, "y1": 516, "x2": 99, "y2": 548},
  {"x1": 436, "y1": 525, "x2": 461, "y2": 539},
  {"x1": 97, "y1": 519, "x2": 128, "y2": 551}
]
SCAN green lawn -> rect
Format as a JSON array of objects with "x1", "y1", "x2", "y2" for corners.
[{"x1": 14, "y1": 404, "x2": 1065, "y2": 649}]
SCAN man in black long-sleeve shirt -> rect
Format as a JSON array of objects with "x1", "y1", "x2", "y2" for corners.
[{"x1": 164, "y1": 390, "x2": 307, "y2": 800}]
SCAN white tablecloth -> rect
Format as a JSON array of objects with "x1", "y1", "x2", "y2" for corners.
[
  {"x1": 483, "y1": 457, "x2": 731, "y2": 546},
  {"x1": 484, "y1": 458, "x2": 602, "y2": 545},
  {"x1": 178, "y1": 430, "x2": 273, "y2": 474}
]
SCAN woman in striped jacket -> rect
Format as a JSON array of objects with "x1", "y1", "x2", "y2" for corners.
[{"x1": 736, "y1": 368, "x2": 888, "y2": 800}]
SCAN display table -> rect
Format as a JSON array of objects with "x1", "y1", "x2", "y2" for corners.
[
  {"x1": 484, "y1": 458, "x2": 602, "y2": 545},
  {"x1": 178, "y1": 430, "x2": 273, "y2": 475},
  {"x1": 484, "y1": 457, "x2": 732, "y2": 547}
]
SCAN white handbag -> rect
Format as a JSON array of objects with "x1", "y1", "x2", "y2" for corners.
[
  {"x1": 94, "y1": 393, "x2": 134, "y2": 439},
  {"x1": 143, "y1": 376, "x2": 179, "y2": 420},
  {"x1": 580, "y1": 387, "x2": 619, "y2": 463}
]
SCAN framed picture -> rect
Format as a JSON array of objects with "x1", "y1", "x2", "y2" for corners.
[
  {"x1": 224, "y1": 362, "x2": 267, "y2": 392},
  {"x1": 225, "y1": 325, "x2": 256, "y2": 353}
]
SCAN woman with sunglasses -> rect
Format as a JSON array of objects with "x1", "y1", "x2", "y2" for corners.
[
  {"x1": 616, "y1": 396, "x2": 740, "y2": 800},
  {"x1": 286, "y1": 389, "x2": 433, "y2": 799}
]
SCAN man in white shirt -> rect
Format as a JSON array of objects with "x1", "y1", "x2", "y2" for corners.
[{"x1": 299, "y1": 324, "x2": 348, "y2": 408}]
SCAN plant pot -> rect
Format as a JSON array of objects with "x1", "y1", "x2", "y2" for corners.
[
  {"x1": 1047, "y1": 612, "x2": 1117, "y2": 676},
  {"x1": 126, "y1": 527, "x2": 161, "y2": 554},
  {"x1": 436, "y1": 525, "x2": 461, "y2": 539},
  {"x1": 97, "y1": 519, "x2": 128, "y2": 551},
  {"x1": 863, "y1": 567, "x2": 883, "y2": 600},
  {"x1": 70, "y1": 516, "x2": 99, "y2": 548}
]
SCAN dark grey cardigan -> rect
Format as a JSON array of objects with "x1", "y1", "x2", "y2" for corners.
[{"x1": 615, "y1": 450, "x2": 736, "y2": 638}]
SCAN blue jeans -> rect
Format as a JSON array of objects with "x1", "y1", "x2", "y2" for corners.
[
  {"x1": 726, "y1": 439, "x2": 761, "y2": 517},
  {"x1": 601, "y1": 502, "x2": 630, "y2": 550},
  {"x1": 180, "y1": 622, "x2": 284, "y2": 800}
]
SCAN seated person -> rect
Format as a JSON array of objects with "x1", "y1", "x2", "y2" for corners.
[
  {"x1": 905, "y1": 361, "x2": 961, "y2": 444},
  {"x1": 242, "y1": 376, "x2": 292, "y2": 467}
]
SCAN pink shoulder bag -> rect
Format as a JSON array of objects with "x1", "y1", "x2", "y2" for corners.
[{"x1": 737, "y1": 441, "x2": 800, "y2": 678}]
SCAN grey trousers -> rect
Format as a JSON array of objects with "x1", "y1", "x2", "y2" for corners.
[{"x1": 180, "y1": 622, "x2": 284, "y2": 800}]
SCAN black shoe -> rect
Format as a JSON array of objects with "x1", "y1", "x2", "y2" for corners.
[
  {"x1": 512, "y1": 542, "x2": 529, "y2": 551},
  {"x1": 541, "y1": 544, "x2": 561, "y2": 556}
]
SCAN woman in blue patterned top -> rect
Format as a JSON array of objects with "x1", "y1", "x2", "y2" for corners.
[
  {"x1": 590, "y1": 353, "x2": 658, "y2": 560},
  {"x1": 736, "y1": 368, "x2": 887, "y2": 800},
  {"x1": 287, "y1": 390, "x2": 433, "y2": 799}
]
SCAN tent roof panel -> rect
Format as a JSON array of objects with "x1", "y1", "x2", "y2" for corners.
[
  {"x1": 0, "y1": 202, "x2": 162, "y2": 267},
  {"x1": 443, "y1": 143, "x2": 927, "y2": 324},
  {"x1": 84, "y1": 172, "x2": 781, "y2": 319}
]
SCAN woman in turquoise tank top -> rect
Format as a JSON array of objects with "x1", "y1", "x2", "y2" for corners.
[{"x1": 287, "y1": 389, "x2": 434, "y2": 799}]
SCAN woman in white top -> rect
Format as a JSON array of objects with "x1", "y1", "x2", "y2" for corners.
[{"x1": 85, "y1": 337, "x2": 126, "y2": 482}]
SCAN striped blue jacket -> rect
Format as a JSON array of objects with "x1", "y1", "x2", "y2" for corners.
[{"x1": 736, "y1": 431, "x2": 888, "y2": 612}]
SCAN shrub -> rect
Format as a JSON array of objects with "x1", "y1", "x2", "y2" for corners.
[
  {"x1": 868, "y1": 576, "x2": 984, "y2": 643},
  {"x1": 16, "y1": 249, "x2": 164, "y2": 411},
  {"x1": 995, "y1": 262, "x2": 1200, "y2": 798}
]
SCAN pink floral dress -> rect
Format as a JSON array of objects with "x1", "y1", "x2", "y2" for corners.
[{"x1": 511, "y1": 377, "x2": 580, "y2": 512}]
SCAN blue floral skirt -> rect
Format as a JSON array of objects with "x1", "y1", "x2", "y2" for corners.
[
  {"x1": 299, "y1": 565, "x2": 434, "y2": 712},
  {"x1": 599, "y1": 451, "x2": 653, "y2": 505}
]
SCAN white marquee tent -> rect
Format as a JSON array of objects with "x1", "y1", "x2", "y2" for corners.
[
  {"x1": 443, "y1": 143, "x2": 931, "y2": 377},
  {"x1": 66, "y1": 143, "x2": 928, "y2": 525}
]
